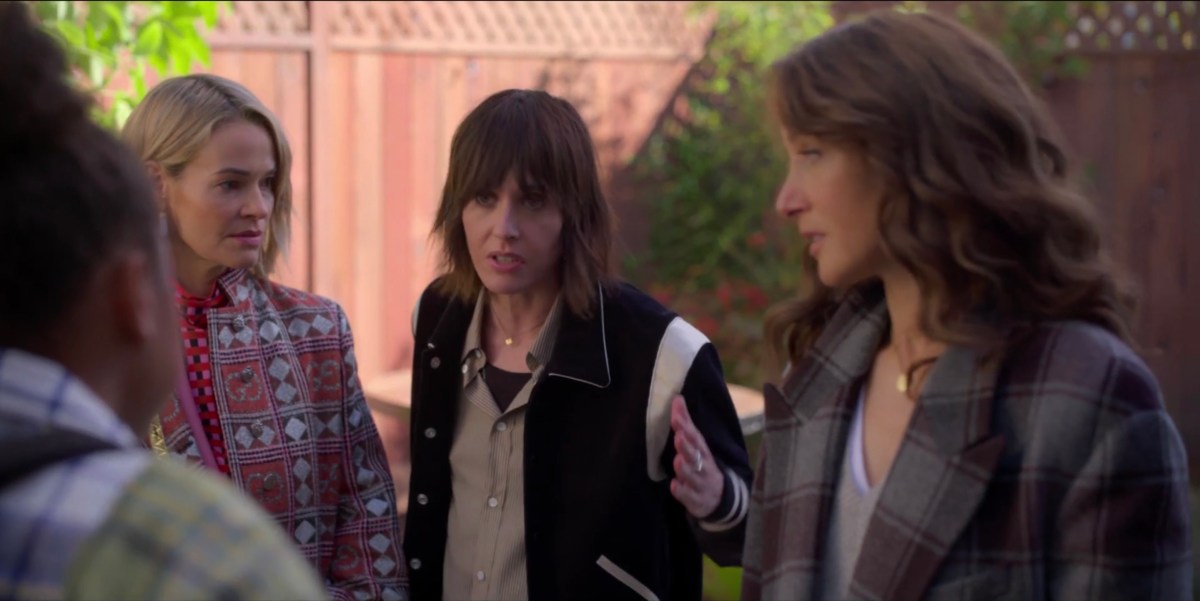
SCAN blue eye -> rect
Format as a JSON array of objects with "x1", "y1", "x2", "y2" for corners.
[{"x1": 218, "y1": 181, "x2": 239, "y2": 191}]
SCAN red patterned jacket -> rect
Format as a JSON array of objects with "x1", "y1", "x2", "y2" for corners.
[{"x1": 156, "y1": 268, "x2": 408, "y2": 601}]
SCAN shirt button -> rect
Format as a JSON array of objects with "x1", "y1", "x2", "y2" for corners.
[
  {"x1": 251, "y1": 422, "x2": 264, "y2": 436},
  {"x1": 240, "y1": 367, "x2": 254, "y2": 383},
  {"x1": 487, "y1": 497, "x2": 498, "y2": 508},
  {"x1": 475, "y1": 570, "x2": 485, "y2": 582},
  {"x1": 409, "y1": 558, "x2": 421, "y2": 570},
  {"x1": 496, "y1": 422, "x2": 508, "y2": 432},
  {"x1": 417, "y1": 493, "x2": 428, "y2": 505},
  {"x1": 424, "y1": 427, "x2": 436, "y2": 439},
  {"x1": 233, "y1": 316, "x2": 246, "y2": 330},
  {"x1": 430, "y1": 357, "x2": 441, "y2": 369}
]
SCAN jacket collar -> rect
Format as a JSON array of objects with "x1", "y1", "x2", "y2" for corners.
[
  {"x1": 213, "y1": 268, "x2": 264, "y2": 311},
  {"x1": 773, "y1": 281, "x2": 1008, "y2": 456},
  {"x1": 765, "y1": 282, "x2": 1010, "y2": 600},
  {"x1": 545, "y1": 282, "x2": 611, "y2": 389},
  {"x1": 770, "y1": 283, "x2": 889, "y2": 427},
  {"x1": 426, "y1": 282, "x2": 612, "y2": 389},
  {"x1": 460, "y1": 289, "x2": 564, "y2": 373}
]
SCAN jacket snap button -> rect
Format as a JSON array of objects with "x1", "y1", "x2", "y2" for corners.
[{"x1": 430, "y1": 357, "x2": 441, "y2": 369}]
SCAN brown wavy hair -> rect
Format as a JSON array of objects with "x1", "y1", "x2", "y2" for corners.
[{"x1": 763, "y1": 10, "x2": 1136, "y2": 372}]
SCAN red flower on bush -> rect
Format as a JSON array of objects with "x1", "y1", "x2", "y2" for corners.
[
  {"x1": 747, "y1": 230, "x2": 767, "y2": 249},
  {"x1": 715, "y1": 282, "x2": 734, "y2": 311},
  {"x1": 694, "y1": 315, "x2": 720, "y2": 338},
  {"x1": 741, "y1": 283, "x2": 770, "y2": 312},
  {"x1": 648, "y1": 283, "x2": 674, "y2": 307}
]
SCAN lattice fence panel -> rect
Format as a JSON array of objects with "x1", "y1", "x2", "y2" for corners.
[
  {"x1": 1066, "y1": 1, "x2": 1198, "y2": 52},
  {"x1": 326, "y1": 1, "x2": 711, "y2": 59},
  {"x1": 214, "y1": 0, "x2": 310, "y2": 36}
]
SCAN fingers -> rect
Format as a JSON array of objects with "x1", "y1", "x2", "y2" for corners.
[
  {"x1": 671, "y1": 396, "x2": 708, "y2": 463},
  {"x1": 671, "y1": 457, "x2": 723, "y2": 518},
  {"x1": 669, "y1": 395, "x2": 724, "y2": 517},
  {"x1": 670, "y1": 477, "x2": 707, "y2": 513}
]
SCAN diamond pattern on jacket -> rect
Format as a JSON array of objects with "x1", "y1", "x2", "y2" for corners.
[
  {"x1": 288, "y1": 317, "x2": 312, "y2": 338},
  {"x1": 285, "y1": 417, "x2": 308, "y2": 441},
  {"x1": 218, "y1": 326, "x2": 235, "y2": 348},
  {"x1": 373, "y1": 556, "x2": 397, "y2": 576},
  {"x1": 259, "y1": 320, "x2": 281, "y2": 343},
  {"x1": 295, "y1": 520, "x2": 316, "y2": 544},
  {"x1": 311, "y1": 314, "x2": 334, "y2": 335},
  {"x1": 295, "y1": 483, "x2": 314, "y2": 506},
  {"x1": 366, "y1": 497, "x2": 390, "y2": 517},
  {"x1": 369, "y1": 533, "x2": 391, "y2": 553}
]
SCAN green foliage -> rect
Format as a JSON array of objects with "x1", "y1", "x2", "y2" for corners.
[
  {"x1": 625, "y1": 2, "x2": 833, "y2": 387},
  {"x1": 702, "y1": 555, "x2": 744, "y2": 601},
  {"x1": 29, "y1": 1, "x2": 228, "y2": 130},
  {"x1": 624, "y1": 0, "x2": 1091, "y2": 390},
  {"x1": 951, "y1": 1, "x2": 1093, "y2": 88},
  {"x1": 852, "y1": 2, "x2": 1091, "y2": 88}
]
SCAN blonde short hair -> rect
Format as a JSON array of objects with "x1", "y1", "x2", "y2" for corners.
[{"x1": 121, "y1": 74, "x2": 292, "y2": 278}]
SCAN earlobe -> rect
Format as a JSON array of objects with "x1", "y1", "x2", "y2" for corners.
[{"x1": 144, "y1": 161, "x2": 168, "y2": 209}]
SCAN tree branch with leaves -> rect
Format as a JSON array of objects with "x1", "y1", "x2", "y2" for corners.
[{"x1": 28, "y1": 0, "x2": 228, "y2": 130}]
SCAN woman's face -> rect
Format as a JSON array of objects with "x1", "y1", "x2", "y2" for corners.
[
  {"x1": 159, "y1": 119, "x2": 277, "y2": 282},
  {"x1": 774, "y1": 129, "x2": 890, "y2": 289},
  {"x1": 462, "y1": 170, "x2": 564, "y2": 299}
]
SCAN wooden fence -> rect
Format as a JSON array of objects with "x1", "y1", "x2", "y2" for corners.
[
  {"x1": 196, "y1": 1, "x2": 1200, "y2": 477},
  {"x1": 200, "y1": 1, "x2": 710, "y2": 387}
]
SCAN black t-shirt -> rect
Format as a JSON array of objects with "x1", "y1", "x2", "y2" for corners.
[{"x1": 483, "y1": 363, "x2": 532, "y2": 413}]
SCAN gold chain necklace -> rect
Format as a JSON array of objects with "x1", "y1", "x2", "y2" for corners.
[
  {"x1": 895, "y1": 350, "x2": 939, "y2": 394},
  {"x1": 490, "y1": 311, "x2": 546, "y2": 347}
]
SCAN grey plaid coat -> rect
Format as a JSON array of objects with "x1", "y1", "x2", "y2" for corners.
[{"x1": 743, "y1": 284, "x2": 1191, "y2": 600}]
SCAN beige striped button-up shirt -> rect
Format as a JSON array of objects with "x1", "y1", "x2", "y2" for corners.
[{"x1": 442, "y1": 293, "x2": 563, "y2": 601}]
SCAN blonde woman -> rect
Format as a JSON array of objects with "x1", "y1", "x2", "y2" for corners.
[{"x1": 122, "y1": 74, "x2": 407, "y2": 601}]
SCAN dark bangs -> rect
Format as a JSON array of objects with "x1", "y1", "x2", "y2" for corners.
[
  {"x1": 445, "y1": 89, "x2": 596, "y2": 213},
  {"x1": 432, "y1": 89, "x2": 615, "y2": 317}
]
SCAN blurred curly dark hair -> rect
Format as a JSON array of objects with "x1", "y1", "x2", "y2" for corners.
[{"x1": 0, "y1": 1, "x2": 161, "y2": 347}]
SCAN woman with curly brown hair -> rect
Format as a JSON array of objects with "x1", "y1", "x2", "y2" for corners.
[{"x1": 741, "y1": 9, "x2": 1191, "y2": 601}]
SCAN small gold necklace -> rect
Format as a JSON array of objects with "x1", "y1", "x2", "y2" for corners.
[
  {"x1": 490, "y1": 312, "x2": 545, "y2": 347},
  {"x1": 895, "y1": 350, "x2": 939, "y2": 394}
]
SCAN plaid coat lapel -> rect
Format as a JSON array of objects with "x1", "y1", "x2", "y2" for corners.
[
  {"x1": 848, "y1": 329, "x2": 1008, "y2": 600},
  {"x1": 744, "y1": 285, "x2": 888, "y2": 600}
]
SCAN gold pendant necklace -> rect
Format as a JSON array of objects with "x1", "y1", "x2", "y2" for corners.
[
  {"x1": 896, "y1": 373, "x2": 908, "y2": 393},
  {"x1": 490, "y1": 310, "x2": 545, "y2": 348}
]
